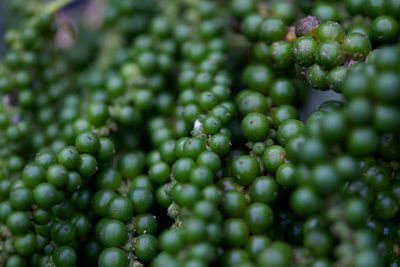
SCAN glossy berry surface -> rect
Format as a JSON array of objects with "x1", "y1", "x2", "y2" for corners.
[{"x1": 0, "y1": 1, "x2": 398, "y2": 267}]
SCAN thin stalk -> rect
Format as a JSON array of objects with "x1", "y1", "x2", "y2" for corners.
[{"x1": 45, "y1": 0, "x2": 76, "y2": 15}]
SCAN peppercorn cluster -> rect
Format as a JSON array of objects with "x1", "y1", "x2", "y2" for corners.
[{"x1": 0, "y1": 0, "x2": 399, "y2": 266}]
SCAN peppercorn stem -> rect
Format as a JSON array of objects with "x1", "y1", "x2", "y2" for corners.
[{"x1": 45, "y1": 0, "x2": 76, "y2": 14}]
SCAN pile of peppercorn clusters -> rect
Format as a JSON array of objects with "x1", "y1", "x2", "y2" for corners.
[{"x1": 0, "y1": 0, "x2": 399, "y2": 266}]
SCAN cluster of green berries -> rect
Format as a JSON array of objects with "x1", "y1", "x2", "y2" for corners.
[
  {"x1": 0, "y1": 0, "x2": 399, "y2": 266},
  {"x1": 103, "y1": 0, "x2": 155, "y2": 36},
  {"x1": 239, "y1": 0, "x2": 400, "y2": 92}
]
